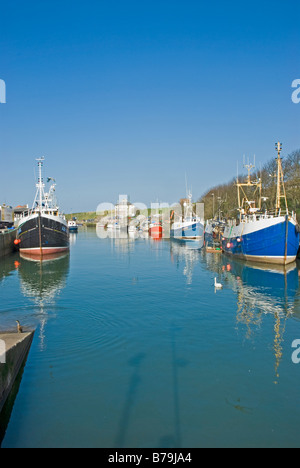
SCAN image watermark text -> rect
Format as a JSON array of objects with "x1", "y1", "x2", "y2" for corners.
[
  {"x1": 291, "y1": 79, "x2": 300, "y2": 104},
  {"x1": 96, "y1": 196, "x2": 204, "y2": 240},
  {"x1": 291, "y1": 339, "x2": 300, "y2": 364},
  {"x1": 0, "y1": 79, "x2": 6, "y2": 103}
]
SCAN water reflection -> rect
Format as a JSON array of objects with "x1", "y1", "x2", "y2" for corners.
[
  {"x1": 96, "y1": 226, "x2": 167, "y2": 256},
  {"x1": 69, "y1": 233, "x2": 78, "y2": 247},
  {"x1": 3, "y1": 230, "x2": 300, "y2": 447},
  {"x1": 0, "y1": 252, "x2": 70, "y2": 445},
  {"x1": 17, "y1": 252, "x2": 70, "y2": 349},
  {"x1": 227, "y1": 258, "x2": 298, "y2": 384},
  {"x1": 204, "y1": 252, "x2": 300, "y2": 383},
  {"x1": 170, "y1": 239, "x2": 202, "y2": 285},
  {"x1": 0, "y1": 253, "x2": 20, "y2": 285}
]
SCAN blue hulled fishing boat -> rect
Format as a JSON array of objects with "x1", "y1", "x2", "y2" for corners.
[
  {"x1": 171, "y1": 190, "x2": 204, "y2": 244},
  {"x1": 222, "y1": 143, "x2": 300, "y2": 265}
]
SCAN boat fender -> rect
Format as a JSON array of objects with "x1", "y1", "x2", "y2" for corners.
[{"x1": 295, "y1": 224, "x2": 300, "y2": 234}]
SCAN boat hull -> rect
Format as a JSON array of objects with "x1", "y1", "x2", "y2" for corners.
[
  {"x1": 171, "y1": 220, "x2": 204, "y2": 241},
  {"x1": 222, "y1": 215, "x2": 299, "y2": 265},
  {"x1": 204, "y1": 230, "x2": 214, "y2": 245},
  {"x1": 18, "y1": 213, "x2": 69, "y2": 256},
  {"x1": 149, "y1": 225, "x2": 163, "y2": 239},
  {"x1": 204, "y1": 220, "x2": 225, "y2": 246}
]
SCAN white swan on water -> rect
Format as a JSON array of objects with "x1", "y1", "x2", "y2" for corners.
[{"x1": 214, "y1": 277, "x2": 223, "y2": 289}]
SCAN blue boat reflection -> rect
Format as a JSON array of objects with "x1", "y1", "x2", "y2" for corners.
[{"x1": 204, "y1": 252, "x2": 300, "y2": 383}]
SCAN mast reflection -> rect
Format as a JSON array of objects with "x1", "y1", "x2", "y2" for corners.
[
  {"x1": 205, "y1": 252, "x2": 300, "y2": 383},
  {"x1": 170, "y1": 240, "x2": 201, "y2": 285},
  {"x1": 230, "y1": 259, "x2": 298, "y2": 383},
  {"x1": 96, "y1": 226, "x2": 151, "y2": 255},
  {"x1": 18, "y1": 252, "x2": 70, "y2": 349}
]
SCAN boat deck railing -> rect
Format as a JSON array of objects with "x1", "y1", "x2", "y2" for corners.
[
  {"x1": 227, "y1": 209, "x2": 297, "y2": 227},
  {"x1": 19, "y1": 208, "x2": 66, "y2": 220}
]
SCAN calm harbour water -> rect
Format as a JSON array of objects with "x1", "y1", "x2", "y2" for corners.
[{"x1": 1, "y1": 227, "x2": 300, "y2": 448}]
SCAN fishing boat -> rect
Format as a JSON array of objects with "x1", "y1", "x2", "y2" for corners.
[
  {"x1": 68, "y1": 220, "x2": 78, "y2": 233},
  {"x1": 222, "y1": 143, "x2": 300, "y2": 265},
  {"x1": 204, "y1": 219, "x2": 226, "y2": 248},
  {"x1": 171, "y1": 190, "x2": 204, "y2": 243},
  {"x1": 149, "y1": 213, "x2": 163, "y2": 239},
  {"x1": 17, "y1": 157, "x2": 69, "y2": 256},
  {"x1": 204, "y1": 196, "x2": 226, "y2": 248},
  {"x1": 149, "y1": 222, "x2": 163, "y2": 239}
]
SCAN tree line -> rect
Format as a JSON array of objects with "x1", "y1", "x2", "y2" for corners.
[{"x1": 199, "y1": 149, "x2": 300, "y2": 220}]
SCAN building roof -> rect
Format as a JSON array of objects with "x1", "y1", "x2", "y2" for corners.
[{"x1": 13, "y1": 205, "x2": 29, "y2": 213}]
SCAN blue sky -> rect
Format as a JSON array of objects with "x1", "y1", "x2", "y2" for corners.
[{"x1": 0, "y1": 0, "x2": 299, "y2": 212}]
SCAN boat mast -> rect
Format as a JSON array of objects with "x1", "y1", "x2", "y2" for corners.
[
  {"x1": 237, "y1": 156, "x2": 262, "y2": 212},
  {"x1": 34, "y1": 157, "x2": 45, "y2": 212},
  {"x1": 275, "y1": 142, "x2": 288, "y2": 215}
]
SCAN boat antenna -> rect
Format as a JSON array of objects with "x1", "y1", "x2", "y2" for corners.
[
  {"x1": 243, "y1": 156, "x2": 255, "y2": 185},
  {"x1": 185, "y1": 172, "x2": 188, "y2": 198}
]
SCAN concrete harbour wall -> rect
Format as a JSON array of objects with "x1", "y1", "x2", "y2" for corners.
[
  {"x1": 0, "y1": 332, "x2": 34, "y2": 414},
  {"x1": 0, "y1": 229, "x2": 17, "y2": 258}
]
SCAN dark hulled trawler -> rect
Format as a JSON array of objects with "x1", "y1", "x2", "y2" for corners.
[{"x1": 17, "y1": 158, "x2": 69, "y2": 257}]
